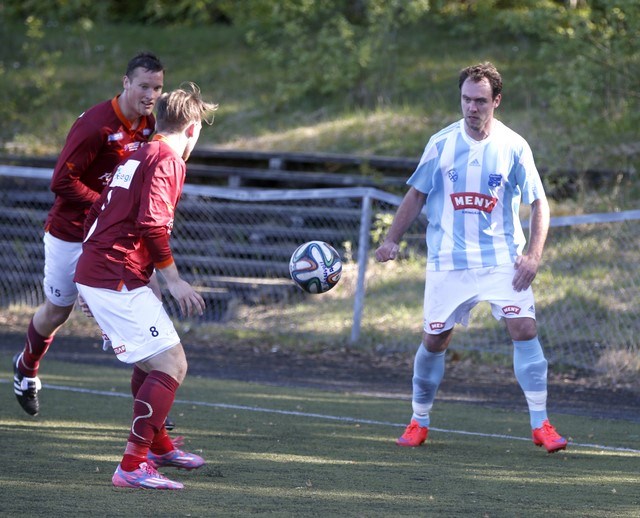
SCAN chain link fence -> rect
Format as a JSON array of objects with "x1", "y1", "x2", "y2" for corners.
[{"x1": 0, "y1": 166, "x2": 638, "y2": 374}]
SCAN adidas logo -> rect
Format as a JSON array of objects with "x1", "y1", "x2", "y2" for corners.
[{"x1": 469, "y1": 158, "x2": 481, "y2": 167}]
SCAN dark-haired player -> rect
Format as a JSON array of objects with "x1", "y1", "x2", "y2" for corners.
[
  {"x1": 13, "y1": 52, "x2": 164, "y2": 416},
  {"x1": 376, "y1": 62, "x2": 567, "y2": 454}
]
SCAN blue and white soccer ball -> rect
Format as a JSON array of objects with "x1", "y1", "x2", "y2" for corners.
[{"x1": 289, "y1": 240, "x2": 343, "y2": 294}]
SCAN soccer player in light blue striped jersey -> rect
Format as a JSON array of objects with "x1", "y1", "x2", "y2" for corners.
[{"x1": 375, "y1": 62, "x2": 567, "y2": 453}]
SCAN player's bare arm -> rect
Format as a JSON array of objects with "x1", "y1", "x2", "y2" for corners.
[
  {"x1": 375, "y1": 187, "x2": 426, "y2": 262},
  {"x1": 158, "y1": 261, "x2": 205, "y2": 317},
  {"x1": 513, "y1": 197, "x2": 550, "y2": 292}
]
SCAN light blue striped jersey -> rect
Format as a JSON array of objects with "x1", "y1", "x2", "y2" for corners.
[{"x1": 408, "y1": 119, "x2": 546, "y2": 271}]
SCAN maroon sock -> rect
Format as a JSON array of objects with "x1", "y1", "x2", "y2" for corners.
[
  {"x1": 20, "y1": 320, "x2": 54, "y2": 377},
  {"x1": 121, "y1": 443, "x2": 150, "y2": 472},
  {"x1": 150, "y1": 427, "x2": 175, "y2": 455},
  {"x1": 131, "y1": 365, "x2": 148, "y2": 398},
  {"x1": 131, "y1": 366, "x2": 174, "y2": 455},
  {"x1": 125, "y1": 370, "x2": 179, "y2": 465}
]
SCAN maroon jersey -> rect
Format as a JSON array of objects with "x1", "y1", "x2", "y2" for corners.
[
  {"x1": 45, "y1": 96, "x2": 155, "y2": 242},
  {"x1": 74, "y1": 137, "x2": 185, "y2": 291}
]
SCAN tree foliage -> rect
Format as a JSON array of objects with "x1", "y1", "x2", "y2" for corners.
[
  {"x1": 0, "y1": 16, "x2": 62, "y2": 144},
  {"x1": 538, "y1": 1, "x2": 640, "y2": 172},
  {"x1": 1, "y1": 0, "x2": 639, "y2": 183},
  {"x1": 221, "y1": 0, "x2": 430, "y2": 107},
  {"x1": 1, "y1": 0, "x2": 228, "y2": 25},
  {"x1": 2, "y1": 0, "x2": 110, "y2": 24},
  {"x1": 425, "y1": 0, "x2": 640, "y2": 178}
]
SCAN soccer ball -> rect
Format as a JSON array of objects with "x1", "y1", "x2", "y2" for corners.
[{"x1": 289, "y1": 241, "x2": 343, "y2": 294}]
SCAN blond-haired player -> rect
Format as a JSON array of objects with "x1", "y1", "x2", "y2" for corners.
[{"x1": 75, "y1": 83, "x2": 217, "y2": 489}]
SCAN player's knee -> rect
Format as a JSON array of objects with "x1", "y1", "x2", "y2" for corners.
[
  {"x1": 143, "y1": 343, "x2": 188, "y2": 383},
  {"x1": 506, "y1": 318, "x2": 537, "y2": 341},
  {"x1": 423, "y1": 332, "x2": 450, "y2": 353},
  {"x1": 172, "y1": 347, "x2": 188, "y2": 384}
]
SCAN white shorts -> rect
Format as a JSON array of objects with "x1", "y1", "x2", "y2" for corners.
[
  {"x1": 43, "y1": 232, "x2": 82, "y2": 307},
  {"x1": 75, "y1": 283, "x2": 180, "y2": 364},
  {"x1": 423, "y1": 263, "x2": 536, "y2": 334}
]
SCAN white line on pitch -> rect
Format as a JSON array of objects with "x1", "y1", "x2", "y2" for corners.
[{"x1": 6, "y1": 381, "x2": 640, "y2": 455}]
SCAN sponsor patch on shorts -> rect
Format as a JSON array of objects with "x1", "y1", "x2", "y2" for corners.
[
  {"x1": 113, "y1": 344, "x2": 127, "y2": 355},
  {"x1": 502, "y1": 305, "x2": 521, "y2": 315}
]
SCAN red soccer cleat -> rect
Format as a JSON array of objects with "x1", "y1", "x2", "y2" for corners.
[
  {"x1": 396, "y1": 419, "x2": 429, "y2": 447},
  {"x1": 532, "y1": 420, "x2": 568, "y2": 453}
]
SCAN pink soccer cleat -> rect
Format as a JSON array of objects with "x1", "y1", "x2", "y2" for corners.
[
  {"x1": 112, "y1": 462, "x2": 184, "y2": 489},
  {"x1": 147, "y1": 448, "x2": 205, "y2": 470}
]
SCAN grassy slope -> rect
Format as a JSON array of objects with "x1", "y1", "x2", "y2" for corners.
[
  {"x1": 4, "y1": 19, "x2": 638, "y2": 211},
  {"x1": 4, "y1": 20, "x2": 535, "y2": 158}
]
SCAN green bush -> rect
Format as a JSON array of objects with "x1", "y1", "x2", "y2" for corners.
[
  {"x1": 224, "y1": 0, "x2": 431, "y2": 107},
  {"x1": 0, "y1": 16, "x2": 61, "y2": 147}
]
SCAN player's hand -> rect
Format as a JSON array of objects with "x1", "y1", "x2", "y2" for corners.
[
  {"x1": 375, "y1": 240, "x2": 400, "y2": 262},
  {"x1": 513, "y1": 254, "x2": 540, "y2": 292},
  {"x1": 167, "y1": 278, "x2": 205, "y2": 317}
]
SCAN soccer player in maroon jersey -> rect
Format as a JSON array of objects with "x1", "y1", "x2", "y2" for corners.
[
  {"x1": 12, "y1": 53, "x2": 164, "y2": 416},
  {"x1": 75, "y1": 83, "x2": 217, "y2": 489}
]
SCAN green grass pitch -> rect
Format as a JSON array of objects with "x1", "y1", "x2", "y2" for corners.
[{"x1": 1, "y1": 354, "x2": 639, "y2": 517}]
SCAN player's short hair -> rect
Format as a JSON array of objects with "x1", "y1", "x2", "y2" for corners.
[
  {"x1": 458, "y1": 62, "x2": 502, "y2": 99},
  {"x1": 155, "y1": 82, "x2": 218, "y2": 133},
  {"x1": 126, "y1": 52, "x2": 164, "y2": 78}
]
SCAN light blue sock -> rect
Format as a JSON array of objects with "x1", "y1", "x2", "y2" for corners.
[
  {"x1": 411, "y1": 344, "x2": 446, "y2": 427},
  {"x1": 513, "y1": 337, "x2": 548, "y2": 429}
]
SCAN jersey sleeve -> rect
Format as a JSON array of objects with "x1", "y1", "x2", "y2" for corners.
[
  {"x1": 50, "y1": 115, "x2": 104, "y2": 205},
  {"x1": 515, "y1": 140, "x2": 546, "y2": 205},
  {"x1": 143, "y1": 227, "x2": 174, "y2": 269},
  {"x1": 407, "y1": 135, "x2": 438, "y2": 194},
  {"x1": 136, "y1": 158, "x2": 182, "y2": 268}
]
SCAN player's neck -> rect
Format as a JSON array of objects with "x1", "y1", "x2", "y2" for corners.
[
  {"x1": 117, "y1": 94, "x2": 141, "y2": 129},
  {"x1": 464, "y1": 117, "x2": 494, "y2": 141},
  {"x1": 153, "y1": 133, "x2": 188, "y2": 159}
]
